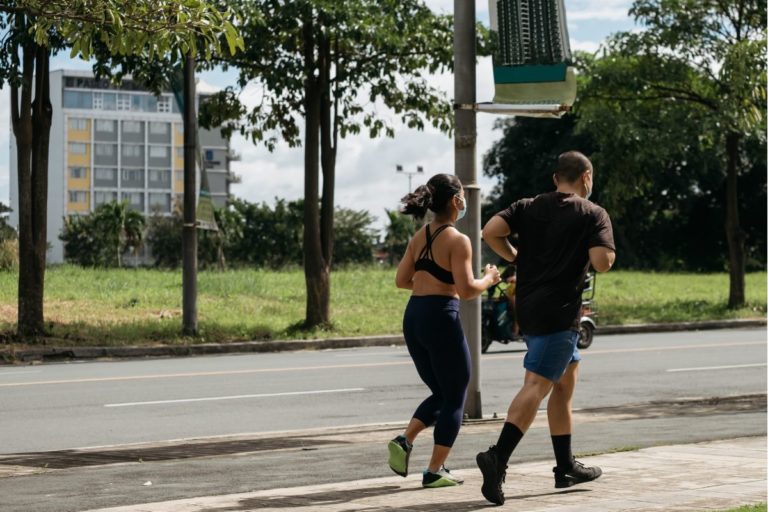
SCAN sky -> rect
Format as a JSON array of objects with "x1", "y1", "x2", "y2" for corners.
[{"x1": 0, "y1": 0, "x2": 637, "y2": 234}]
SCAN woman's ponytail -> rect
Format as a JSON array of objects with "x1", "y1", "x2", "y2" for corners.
[{"x1": 400, "y1": 185, "x2": 432, "y2": 220}]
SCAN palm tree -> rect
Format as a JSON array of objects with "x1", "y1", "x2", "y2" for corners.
[{"x1": 93, "y1": 201, "x2": 145, "y2": 267}]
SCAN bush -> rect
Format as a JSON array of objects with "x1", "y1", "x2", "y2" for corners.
[{"x1": 0, "y1": 239, "x2": 18, "y2": 271}]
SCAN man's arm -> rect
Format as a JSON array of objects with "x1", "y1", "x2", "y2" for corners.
[
  {"x1": 589, "y1": 246, "x2": 615, "y2": 272},
  {"x1": 482, "y1": 215, "x2": 518, "y2": 262}
]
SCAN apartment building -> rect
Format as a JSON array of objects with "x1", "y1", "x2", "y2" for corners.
[{"x1": 9, "y1": 69, "x2": 235, "y2": 263}]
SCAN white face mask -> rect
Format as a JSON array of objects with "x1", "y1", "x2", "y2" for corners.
[
  {"x1": 456, "y1": 195, "x2": 467, "y2": 220},
  {"x1": 584, "y1": 182, "x2": 593, "y2": 201}
]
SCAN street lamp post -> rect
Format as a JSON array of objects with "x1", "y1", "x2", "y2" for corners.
[{"x1": 396, "y1": 164, "x2": 424, "y2": 193}]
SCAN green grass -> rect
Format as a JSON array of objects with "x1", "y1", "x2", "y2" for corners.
[
  {"x1": 0, "y1": 267, "x2": 764, "y2": 347},
  {"x1": 719, "y1": 504, "x2": 767, "y2": 512}
]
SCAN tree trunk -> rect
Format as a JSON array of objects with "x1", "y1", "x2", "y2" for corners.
[
  {"x1": 724, "y1": 131, "x2": 745, "y2": 308},
  {"x1": 14, "y1": 40, "x2": 50, "y2": 340},
  {"x1": 302, "y1": 11, "x2": 330, "y2": 328}
]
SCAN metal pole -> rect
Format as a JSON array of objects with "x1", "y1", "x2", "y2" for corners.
[
  {"x1": 455, "y1": 0, "x2": 481, "y2": 419},
  {"x1": 182, "y1": 53, "x2": 198, "y2": 335}
]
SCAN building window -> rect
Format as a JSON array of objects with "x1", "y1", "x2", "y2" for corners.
[
  {"x1": 68, "y1": 142, "x2": 87, "y2": 155},
  {"x1": 63, "y1": 90, "x2": 93, "y2": 109},
  {"x1": 93, "y1": 92, "x2": 103, "y2": 110},
  {"x1": 121, "y1": 168, "x2": 145, "y2": 186},
  {"x1": 95, "y1": 144, "x2": 116, "y2": 157},
  {"x1": 122, "y1": 144, "x2": 144, "y2": 158},
  {"x1": 157, "y1": 96, "x2": 172, "y2": 113},
  {"x1": 69, "y1": 166, "x2": 86, "y2": 179},
  {"x1": 121, "y1": 191, "x2": 144, "y2": 211},
  {"x1": 149, "y1": 122, "x2": 170, "y2": 135},
  {"x1": 68, "y1": 118, "x2": 88, "y2": 131},
  {"x1": 122, "y1": 121, "x2": 143, "y2": 134},
  {"x1": 149, "y1": 146, "x2": 169, "y2": 159},
  {"x1": 94, "y1": 167, "x2": 117, "y2": 183},
  {"x1": 149, "y1": 169, "x2": 171, "y2": 187},
  {"x1": 149, "y1": 193, "x2": 171, "y2": 212},
  {"x1": 94, "y1": 190, "x2": 118, "y2": 206},
  {"x1": 175, "y1": 170, "x2": 183, "y2": 182},
  {"x1": 68, "y1": 191, "x2": 88, "y2": 203},
  {"x1": 117, "y1": 94, "x2": 132, "y2": 111},
  {"x1": 176, "y1": 147, "x2": 184, "y2": 159},
  {"x1": 95, "y1": 119, "x2": 116, "y2": 133}
]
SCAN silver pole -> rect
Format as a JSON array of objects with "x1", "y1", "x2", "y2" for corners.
[{"x1": 455, "y1": 0, "x2": 481, "y2": 418}]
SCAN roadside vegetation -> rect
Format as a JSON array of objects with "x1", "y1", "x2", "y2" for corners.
[
  {"x1": 721, "y1": 504, "x2": 767, "y2": 512},
  {"x1": 0, "y1": 267, "x2": 764, "y2": 347}
]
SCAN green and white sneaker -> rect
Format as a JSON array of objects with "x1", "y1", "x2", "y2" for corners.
[
  {"x1": 422, "y1": 467, "x2": 464, "y2": 488},
  {"x1": 387, "y1": 435, "x2": 412, "y2": 477}
]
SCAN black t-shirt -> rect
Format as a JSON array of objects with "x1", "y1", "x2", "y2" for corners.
[{"x1": 497, "y1": 192, "x2": 615, "y2": 335}]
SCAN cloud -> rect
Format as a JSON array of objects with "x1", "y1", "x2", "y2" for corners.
[
  {"x1": 567, "y1": 0, "x2": 632, "y2": 21},
  {"x1": 571, "y1": 39, "x2": 602, "y2": 53}
]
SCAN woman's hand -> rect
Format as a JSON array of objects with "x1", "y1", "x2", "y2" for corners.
[{"x1": 484, "y1": 264, "x2": 501, "y2": 286}]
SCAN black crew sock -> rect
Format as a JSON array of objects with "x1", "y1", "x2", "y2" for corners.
[
  {"x1": 551, "y1": 434, "x2": 574, "y2": 470},
  {"x1": 495, "y1": 422, "x2": 524, "y2": 465}
]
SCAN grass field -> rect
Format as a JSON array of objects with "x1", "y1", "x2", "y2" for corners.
[{"x1": 0, "y1": 266, "x2": 764, "y2": 346}]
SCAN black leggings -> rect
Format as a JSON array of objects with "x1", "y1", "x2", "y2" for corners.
[{"x1": 403, "y1": 295, "x2": 470, "y2": 448}]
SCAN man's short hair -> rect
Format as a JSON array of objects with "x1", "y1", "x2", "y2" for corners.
[{"x1": 555, "y1": 151, "x2": 592, "y2": 184}]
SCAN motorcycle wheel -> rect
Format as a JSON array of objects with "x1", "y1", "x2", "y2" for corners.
[{"x1": 577, "y1": 322, "x2": 594, "y2": 349}]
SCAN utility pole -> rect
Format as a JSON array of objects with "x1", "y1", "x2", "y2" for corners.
[
  {"x1": 455, "y1": 0, "x2": 482, "y2": 418},
  {"x1": 182, "y1": 53, "x2": 198, "y2": 335}
]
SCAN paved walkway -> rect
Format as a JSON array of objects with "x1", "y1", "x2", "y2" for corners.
[{"x1": 87, "y1": 436, "x2": 766, "y2": 512}]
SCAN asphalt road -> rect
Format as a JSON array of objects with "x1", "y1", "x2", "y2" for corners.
[
  {"x1": 0, "y1": 328, "x2": 765, "y2": 453},
  {"x1": 0, "y1": 328, "x2": 765, "y2": 512}
]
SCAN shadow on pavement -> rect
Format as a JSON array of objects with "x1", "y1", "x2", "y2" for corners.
[{"x1": 0, "y1": 437, "x2": 345, "y2": 469}]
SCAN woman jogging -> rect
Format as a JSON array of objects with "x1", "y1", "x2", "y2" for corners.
[{"x1": 388, "y1": 173, "x2": 501, "y2": 488}]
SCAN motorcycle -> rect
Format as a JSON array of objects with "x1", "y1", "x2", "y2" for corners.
[{"x1": 481, "y1": 271, "x2": 598, "y2": 353}]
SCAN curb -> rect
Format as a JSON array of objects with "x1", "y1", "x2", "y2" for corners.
[{"x1": 1, "y1": 318, "x2": 764, "y2": 364}]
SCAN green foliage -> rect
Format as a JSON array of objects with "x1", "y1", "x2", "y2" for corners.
[
  {"x1": 482, "y1": 105, "x2": 767, "y2": 271},
  {"x1": 0, "y1": 239, "x2": 18, "y2": 271},
  {"x1": 59, "y1": 201, "x2": 145, "y2": 267},
  {"x1": 144, "y1": 198, "x2": 377, "y2": 269},
  {"x1": 384, "y1": 209, "x2": 418, "y2": 265},
  {"x1": 332, "y1": 208, "x2": 377, "y2": 267},
  {"x1": 200, "y1": 0, "x2": 456, "y2": 148},
  {"x1": 0, "y1": 202, "x2": 16, "y2": 243},
  {"x1": 0, "y1": 0, "x2": 244, "y2": 61}
]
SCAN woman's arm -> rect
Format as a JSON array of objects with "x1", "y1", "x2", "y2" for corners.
[
  {"x1": 395, "y1": 241, "x2": 415, "y2": 290},
  {"x1": 451, "y1": 235, "x2": 500, "y2": 300}
]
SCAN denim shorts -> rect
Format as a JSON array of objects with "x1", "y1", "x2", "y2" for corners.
[{"x1": 523, "y1": 330, "x2": 581, "y2": 382}]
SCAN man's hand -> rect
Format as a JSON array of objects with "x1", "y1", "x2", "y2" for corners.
[{"x1": 482, "y1": 216, "x2": 518, "y2": 262}]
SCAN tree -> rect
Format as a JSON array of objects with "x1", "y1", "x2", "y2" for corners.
[
  {"x1": 383, "y1": 209, "x2": 418, "y2": 266},
  {"x1": 59, "y1": 202, "x2": 145, "y2": 267},
  {"x1": 201, "y1": 0, "x2": 455, "y2": 328},
  {"x1": 482, "y1": 104, "x2": 767, "y2": 271},
  {"x1": 332, "y1": 208, "x2": 377, "y2": 267},
  {"x1": 0, "y1": 0, "x2": 242, "y2": 338},
  {"x1": 577, "y1": 0, "x2": 766, "y2": 307}
]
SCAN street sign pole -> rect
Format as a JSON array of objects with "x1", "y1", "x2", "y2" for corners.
[{"x1": 182, "y1": 53, "x2": 198, "y2": 336}]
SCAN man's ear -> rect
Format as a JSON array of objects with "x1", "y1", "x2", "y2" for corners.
[{"x1": 552, "y1": 173, "x2": 558, "y2": 187}]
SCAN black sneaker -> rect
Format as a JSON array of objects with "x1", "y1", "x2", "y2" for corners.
[
  {"x1": 553, "y1": 459, "x2": 602, "y2": 488},
  {"x1": 476, "y1": 446, "x2": 507, "y2": 505}
]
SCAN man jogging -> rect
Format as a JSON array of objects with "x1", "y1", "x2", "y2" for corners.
[{"x1": 476, "y1": 151, "x2": 616, "y2": 505}]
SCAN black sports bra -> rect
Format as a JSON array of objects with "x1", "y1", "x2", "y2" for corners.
[{"x1": 414, "y1": 224, "x2": 455, "y2": 285}]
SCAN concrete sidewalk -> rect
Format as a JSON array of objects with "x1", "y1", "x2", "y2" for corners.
[{"x1": 87, "y1": 436, "x2": 766, "y2": 512}]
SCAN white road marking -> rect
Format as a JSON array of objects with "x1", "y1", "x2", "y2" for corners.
[
  {"x1": 667, "y1": 363, "x2": 767, "y2": 373},
  {"x1": 0, "y1": 340, "x2": 763, "y2": 388},
  {"x1": 104, "y1": 387, "x2": 366, "y2": 408}
]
